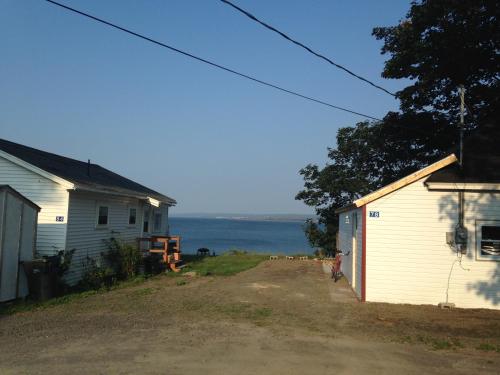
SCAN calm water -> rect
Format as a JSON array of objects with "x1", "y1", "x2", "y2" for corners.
[{"x1": 169, "y1": 217, "x2": 313, "y2": 255}]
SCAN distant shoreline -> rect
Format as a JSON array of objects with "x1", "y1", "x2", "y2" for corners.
[{"x1": 171, "y1": 214, "x2": 317, "y2": 223}]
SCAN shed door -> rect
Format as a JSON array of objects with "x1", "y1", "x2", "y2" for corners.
[
  {"x1": 0, "y1": 194, "x2": 22, "y2": 302},
  {"x1": 351, "y1": 212, "x2": 357, "y2": 290}
]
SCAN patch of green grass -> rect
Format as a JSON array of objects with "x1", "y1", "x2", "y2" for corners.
[
  {"x1": 476, "y1": 343, "x2": 500, "y2": 352},
  {"x1": 0, "y1": 275, "x2": 151, "y2": 316},
  {"x1": 180, "y1": 252, "x2": 268, "y2": 277},
  {"x1": 215, "y1": 302, "x2": 272, "y2": 323},
  {"x1": 176, "y1": 279, "x2": 187, "y2": 286},
  {"x1": 0, "y1": 289, "x2": 99, "y2": 316},
  {"x1": 415, "y1": 335, "x2": 462, "y2": 350},
  {"x1": 130, "y1": 287, "x2": 154, "y2": 297},
  {"x1": 252, "y1": 307, "x2": 273, "y2": 318}
]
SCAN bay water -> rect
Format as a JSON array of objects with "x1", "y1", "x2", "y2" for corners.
[{"x1": 169, "y1": 217, "x2": 313, "y2": 255}]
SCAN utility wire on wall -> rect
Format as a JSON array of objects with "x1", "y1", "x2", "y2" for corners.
[
  {"x1": 44, "y1": 0, "x2": 382, "y2": 121},
  {"x1": 219, "y1": 0, "x2": 396, "y2": 97}
]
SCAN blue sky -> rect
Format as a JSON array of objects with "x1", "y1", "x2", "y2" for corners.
[{"x1": 1, "y1": 0, "x2": 411, "y2": 214}]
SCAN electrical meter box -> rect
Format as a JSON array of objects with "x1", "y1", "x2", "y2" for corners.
[{"x1": 455, "y1": 226, "x2": 468, "y2": 254}]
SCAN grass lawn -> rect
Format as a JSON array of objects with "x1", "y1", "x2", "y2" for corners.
[
  {"x1": 0, "y1": 252, "x2": 268, "y2": 316},
  {"x1": 180, "y1": 251, "x2": 268, "y2": 276}
]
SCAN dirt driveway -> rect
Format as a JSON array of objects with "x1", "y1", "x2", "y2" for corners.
[{"x1": 1, "y1": 260, "x2": 499, "y2": 374}]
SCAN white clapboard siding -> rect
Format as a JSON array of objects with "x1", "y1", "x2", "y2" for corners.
[
  {"x1": 365, "y1": 177, "x2": 500, "y2": 310},
  {"x1": 65, "y1": 191, "x2": 147, "y2": 284},
  {"x1": 0, "y1": 156, "x2": 69, "y2": 256},
  {"x1": 338, "y1": 207, "x2": 363, "y2": 298}
]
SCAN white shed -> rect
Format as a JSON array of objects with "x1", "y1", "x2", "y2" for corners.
[
  {"x1": 337, "y1": 131, "x2": 500, "y2": 310},
  {"x1": 0, "y1": 139, "x2": 176, "y2": 285},
  {"x1": 0, "y1": 185, "x2": 40, "y2": 302}
]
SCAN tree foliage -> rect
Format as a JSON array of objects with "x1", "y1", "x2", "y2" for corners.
[
  {"x1": 374, "y1": 0, "x2": 499, "y2": 126},
  {"x1": 297, "y1": 0, "x2": 499, "y2": 251}
]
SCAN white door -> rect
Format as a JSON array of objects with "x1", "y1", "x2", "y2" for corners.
[
  {"x1": 0, "y1": 194, "x2": 22, "y2": 302},
  {"x1": 351, "y1": 212, "x2": 357, "y2": 290}
]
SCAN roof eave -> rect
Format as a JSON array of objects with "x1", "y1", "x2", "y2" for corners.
[
  {"x1": 336, "y1": 154, "x2": 458, "y2": 215},
  {"x1": 0, "y1": 149, "x2": 75, "y2": 189},
  {"x1": 72, "y1": 185, "x2": 176, "y2": 205},
  {"x1": 425, "y1": 181, "x2": 500, "y2": 191}
]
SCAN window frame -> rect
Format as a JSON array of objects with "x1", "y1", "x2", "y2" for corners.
[
  {"x1": 143, "y1": 206, "x2": 151, "y2": 234},
  {"x1": 95, "y1": 204, "x2": 109, "y2": 228},
  {"x1": 153, "y1": 212, "x2": 162, "y2": 233},
  {"x1": 128, "y1": 207, "x2": 137, "y2": 227},
  {"x1": 476, "y1": 220, "x2": 500, "y2": 261}
]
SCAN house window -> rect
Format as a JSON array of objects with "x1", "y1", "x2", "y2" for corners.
[
  {"x1": 129, "y1": 208, "x2": 137, "y2": 225},
  {"x1": 154, "y1": 213, "x2": 162, "y2": 232},
  {"x1": 97, "y1": 206, "x2": 109, "y2": 226},
  {"x1": 476, "y1": 220, "x2": 500, "y2": 261},
  {"x1": 143, "y1": 207, "x2": 150, "y2": 233}
]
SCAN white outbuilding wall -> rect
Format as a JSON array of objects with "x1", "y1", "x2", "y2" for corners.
[
  {"x1": 0, "y1": 187, "x2": 39, "y2": 302},
  {"x1": 338, "y1": 207, "x2": 363, "y2": 298},
  {"x1": 365, "y1": 177, "x2": 500, "y2": 310}
]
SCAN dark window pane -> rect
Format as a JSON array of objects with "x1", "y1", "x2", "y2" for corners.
[
  {"x1": 482, "y1": 226, "x2": 500, "y2": 240},
  {"x1": 154, "y1": 213, "x2": 162, "y2": 231},
  {"x1": 98, "y1": 206, "x2": 108, "y2": 225},
  {"x1": 481, "y1": 225, "x2": 500, "y2": 256},
  {"x1": 129, "y1": 208, "x2": 137, "y2": 225}
]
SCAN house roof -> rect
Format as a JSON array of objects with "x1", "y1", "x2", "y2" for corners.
[
  {"x1": 0, "y1": 185, "x2": 41, "y2": 211},
  {"x1": 335, "y1": 154, "x2": 458, "y2": 213},
  {"x1": 0, "y1": 138, "x2": 176, "y2": 205},
  {"x1": 425, "y1": 124, "x2": 500, "y2": 185}
]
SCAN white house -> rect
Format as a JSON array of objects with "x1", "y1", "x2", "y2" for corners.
[
  {"x1": 336, "y1": 131, "x2": 500, "y2": 310},
  {"x1": 0, "y1": 138, "x2": 176, "y2": 284}
]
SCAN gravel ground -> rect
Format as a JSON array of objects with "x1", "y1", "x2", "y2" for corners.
[{"x1": 1, "y1": 260, "x2": 499, "y2": 374}]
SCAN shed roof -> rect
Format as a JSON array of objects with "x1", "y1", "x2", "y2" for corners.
[
  {"x1": 335, "y1": 154, "x2": 457, "y2": 213},
  {"x1": 0, "y1": 138, "x2": 176, "y2": 205},
  {"x1": 0, "y1": 185, "x2": 41, "y2": 211}
]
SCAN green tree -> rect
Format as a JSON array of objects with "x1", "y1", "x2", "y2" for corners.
[
  {"x1": 373, "y1": 0, "x2": 499, "y2": 127},
  {"x1": 297, "y1": 0, "x2": 498, "y2": 250}
]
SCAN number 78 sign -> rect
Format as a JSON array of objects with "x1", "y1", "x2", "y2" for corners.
[{"x1": 369, "y1": 211, "x2": 380, "y2": 218}]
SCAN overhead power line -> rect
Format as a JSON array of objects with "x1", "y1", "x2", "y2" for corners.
[
  {"x1": 219, "y1": 0, "x2": 396, "y2": 97},
  {"x1": 44, "y1": 0, "x2": 381, "y2": 121}
]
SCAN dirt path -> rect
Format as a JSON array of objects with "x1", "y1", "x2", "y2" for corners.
[{"x1": 1, "y1": 260, "x2": 499, "y2": 374}]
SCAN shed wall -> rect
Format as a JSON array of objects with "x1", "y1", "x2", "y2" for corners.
[
  {"x1": 0, "y1": 189, "x2": 38, "y2": 301},
  {"x1": 365, "y1": 177, "x2": 500, "y2": 309},
  {"x1": 338, "y1": 207, "x2": 363, "y2": 298}
]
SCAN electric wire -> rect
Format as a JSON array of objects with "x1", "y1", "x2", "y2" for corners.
[
  {"x1": 219, "y1": 0, "x2": 396, "y2": 97},
  {"x1": 44, "y1": 0, "x2": 382, "y2": 121}
]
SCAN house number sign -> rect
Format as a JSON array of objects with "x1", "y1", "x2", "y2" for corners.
[
  {"x1": 369, "y1": 211, "x2": 380, "y2": 218},
  {"x1": 56, "y1": 216, "x2": 64, "y2": 222}
]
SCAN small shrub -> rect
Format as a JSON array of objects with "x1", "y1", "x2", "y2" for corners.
[
  {"x1": 104, "y1": 238, "x2": 143, "y2": 279},
  {"x1": 53, "y1": 248, "x2": 76, "y2": 294},
  {"x1": 79, "y1": 256, "x2": 115, "y2": 290}
]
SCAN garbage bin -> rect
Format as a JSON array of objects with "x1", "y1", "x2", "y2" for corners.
[{"x1": 22, "y1": 258, "x2": 58, "y2": 301}]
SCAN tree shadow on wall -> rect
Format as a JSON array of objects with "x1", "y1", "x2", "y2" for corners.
[{"x1": 438, "y1": 191, "x2": 500, "y2": 307}]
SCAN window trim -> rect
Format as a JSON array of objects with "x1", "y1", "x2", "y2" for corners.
[
  {"x1": 143, "y1": 206, "x2": 151, "y2": 234},
  {"x1": 128, "y1": 207, "x2": 137, "y2": 227},
  {"x1": 153, "y1": 212, "x2": 162, "y2": 233},
  {"x1": 96, "y1": 204, "x2": 109, "y2": 228},
  {"x1": 476, "y1": 220, "x2": 500, "y2": 261}
]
